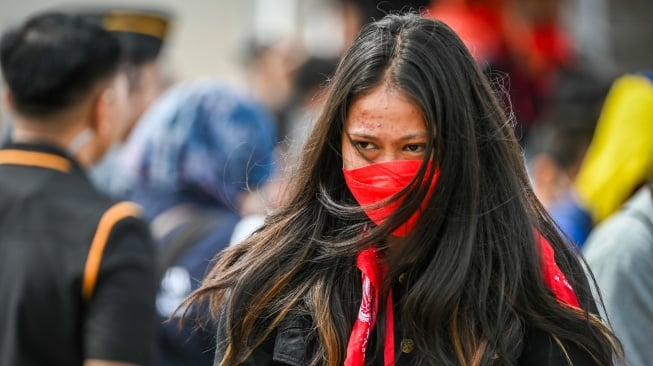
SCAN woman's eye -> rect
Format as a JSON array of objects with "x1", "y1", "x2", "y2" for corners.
[
  {"x1": 354, "y1": 141, "x2": 376, "y2": 150},
  {"x1": 404, "y1": 144, "x2": 425, "y2": 152}
]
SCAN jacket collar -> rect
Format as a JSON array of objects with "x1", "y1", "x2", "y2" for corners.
[{"x1": 0, "y1": 141, "x2": 84, "y2": 174}]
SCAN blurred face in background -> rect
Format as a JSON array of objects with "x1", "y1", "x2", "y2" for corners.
[
  {"x1": 122, "y1": 61, "x2": 167, "y2": 141},
  {"x1": 84, "y1": 71, "x2": 130, "y2": 164}
]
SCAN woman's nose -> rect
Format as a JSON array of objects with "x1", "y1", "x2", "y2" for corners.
[{"x1": 376, "y1": 150, "x2": 402, "y2": 163}]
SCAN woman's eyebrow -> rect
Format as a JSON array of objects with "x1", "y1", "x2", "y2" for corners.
[
  {"x1": 346, "y1": 132, "x2": 428, "y2": 141},
  {"x1": 346, "y1": 132, "x2": 378, "y2": 140},
  {"x1": 396, "y1": 133, "x2": 428, "y2": 141}
]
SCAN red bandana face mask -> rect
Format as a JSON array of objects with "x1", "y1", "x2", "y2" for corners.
[{"x1": 342, "y1": 160, "x2": 438, "y2": 236}]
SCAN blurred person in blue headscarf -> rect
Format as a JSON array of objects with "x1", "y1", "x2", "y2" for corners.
[{"x1": 120, "y1": 79, "x2": 277, "y2": 366}]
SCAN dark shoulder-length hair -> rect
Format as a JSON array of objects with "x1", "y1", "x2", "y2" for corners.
[{"x1": 187, "y1": 13, "x2": 620, "y2": 366}]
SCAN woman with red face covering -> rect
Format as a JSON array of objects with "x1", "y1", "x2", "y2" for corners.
[{"x1": 185, "y1": 13, "x2": 621, "y2": 366}]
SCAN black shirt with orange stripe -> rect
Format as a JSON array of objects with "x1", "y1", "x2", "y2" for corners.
[{"x1": 0, "y1": 142, "x2": 156, "y2": 365}]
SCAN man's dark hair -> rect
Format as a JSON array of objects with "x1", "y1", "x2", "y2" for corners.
[{"x1": 0, "y1": 12, "x2": 122, "y2": 117}]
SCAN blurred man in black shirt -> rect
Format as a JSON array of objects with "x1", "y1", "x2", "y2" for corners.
[{"x1": 0, "y1": 12, "x2": 156, "y2": 366}]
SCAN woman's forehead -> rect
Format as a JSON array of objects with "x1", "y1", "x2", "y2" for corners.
[{"x1": 344, "y1": 85, "x2": 427, "y2": 135}]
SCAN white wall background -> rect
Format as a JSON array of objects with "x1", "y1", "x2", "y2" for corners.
[
  {"x1": 0, "y1": 0, "x2": 258, "y2": 82},
  {"x1": 0, "y1": 0, "x2": 346, "y2": 129}
]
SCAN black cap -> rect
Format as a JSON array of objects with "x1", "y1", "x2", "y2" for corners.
[{"x1": 75, "y1": 7, "x2": 172, "y2": 66}]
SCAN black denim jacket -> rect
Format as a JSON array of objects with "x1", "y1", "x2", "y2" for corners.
[{"x1": 214, "y1": 311, "x2": 599, "y2": 366}]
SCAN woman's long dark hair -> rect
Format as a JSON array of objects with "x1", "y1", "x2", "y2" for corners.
[{"x1": 186, "y1": 14, "x2": 621, "y2": 366}]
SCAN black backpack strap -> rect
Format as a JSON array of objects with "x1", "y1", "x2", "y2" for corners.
[{"x1": 152, "y1": 205, "x2": 230, "y2": 282}]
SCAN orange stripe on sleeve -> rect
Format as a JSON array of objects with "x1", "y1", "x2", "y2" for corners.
[
  {"x1": 0, "y1": 150, "x2": 71, "y2": 172},
  {"x1": 82, "y1": 201, "x2": 143, "y2": 302}
]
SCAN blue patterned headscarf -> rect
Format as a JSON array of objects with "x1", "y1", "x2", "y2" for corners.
[{"x1": 122, "y1": 79, "x2": 277, "y2": 208}]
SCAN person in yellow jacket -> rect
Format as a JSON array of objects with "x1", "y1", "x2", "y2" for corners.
[{"x1": 575, "y1": 72, "x2": 653, "y2": 224}]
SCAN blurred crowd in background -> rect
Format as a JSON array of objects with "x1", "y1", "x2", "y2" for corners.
[{"x1": 1, "y1": 0, "x2": 652, "y2": 365}]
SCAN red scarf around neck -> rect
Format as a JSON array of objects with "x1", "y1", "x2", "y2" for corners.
[
  {"x1": 345, "y1": 248, "x2": 394, "y2": 366},
  {"x1": 344, "y1": 234, "x2": 579, "y2": 366}
]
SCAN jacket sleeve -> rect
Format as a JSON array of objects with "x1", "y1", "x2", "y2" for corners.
[{"x1": 83, "y1": 217, "x2": 157, "y2": 365}]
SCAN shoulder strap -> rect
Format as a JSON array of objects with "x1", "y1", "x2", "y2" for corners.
[
  {"x1": 155, "y1": 207, "x2": 232, "y2": 282},
  {"x1": 83, "y1": 201, "x2": 142, "y2": 302}
]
